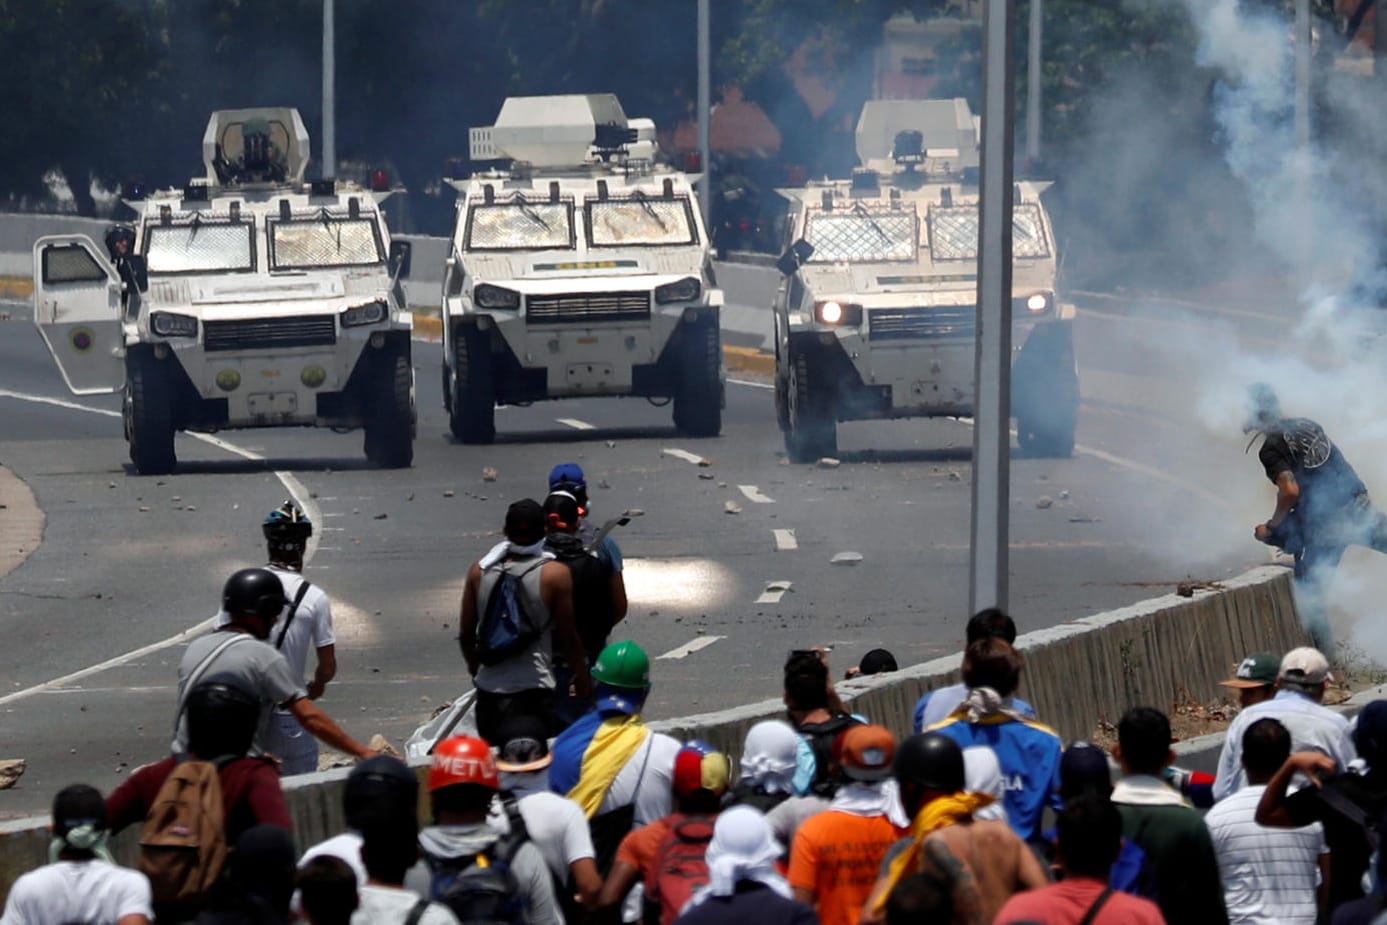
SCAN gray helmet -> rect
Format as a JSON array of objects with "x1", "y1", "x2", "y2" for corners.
[
  {"x1": 222, "y1": 567, "x2": 286, "y2": 621},
  {"x1": 894, "y1": 732, "x2": 965, "y2": 792},
  {"x1": 1244, "y1": 382, "x2": 1282, "y2": 434}
]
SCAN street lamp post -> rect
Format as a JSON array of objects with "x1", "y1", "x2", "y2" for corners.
[
  {"x1": 970, "y1": 0, "x2": 1017, "y2": 614},
  {"x1": 697, "y1": 0, "x2": 711, "y2": 225},
  {"x1": 322, "y1": 0, "x2": 336, "y2": 178}
]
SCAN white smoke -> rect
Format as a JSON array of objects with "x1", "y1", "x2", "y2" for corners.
[{"x1": 1167, "y1": 0, "x2": 1387, "y2": 655}]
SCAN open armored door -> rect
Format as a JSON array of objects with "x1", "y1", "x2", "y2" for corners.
[{"x1": 32, "y1": 235, "x2": 126, "y2": 395}]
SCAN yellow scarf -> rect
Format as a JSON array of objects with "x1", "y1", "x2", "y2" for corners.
[
  {"x1": 567, "y1": 715, "x2": 650, "y2": 818},
  {"x1": 869, "y1": 791, "x2": 996, "y2": 915}
]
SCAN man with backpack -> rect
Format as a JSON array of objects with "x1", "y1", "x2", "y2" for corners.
[
  {"x1": 598, "y1": 741, "x2": 732, "y2": 923},
  {"x1": 543, "y1": 490, "x2": 627, "y2": 727},
  {"x1": 460, "y1": 499, "x2": 590, "y2": 742},
  {"x1": 175, "y1": 568, "x2": 376, "y2": 764},
  {"x1": 107, "y1": 673, "x2": 292, "y2": 921},
  {"x1": 783, "y1": 649, "x2": 862, "y2": 797},
  {"x1": 214, "y1": 501, "x2": 339, "y2": 775},
  {"x1": 406, "y1": 735, "x2": 561, "y2": 925}
]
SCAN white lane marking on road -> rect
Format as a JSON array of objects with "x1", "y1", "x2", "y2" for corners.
[
  {"x1": 656, "y1": 635, "x2": 726, "y2": 660},
  {"x1": 756, "y1": 581, "x2": 792, "y2": 604},
  {"x1": 0, "y1": 619, "x2": 214, "y2": 708},
  {"x1": 662, "y1": 447, "x2": 709, "y2": 465},
  {"x1": 729, "y1": 378, "x2": 774, "y2": 391},
  {"x1": 739, "y1": 484, "x2": 774, "y2": 503},
  {"x1": 0, "y1": 389, "x2": 120, "y2": 417},
  {"x1": 773, "y1": 529, "x2": 798, "y2": 551},
  {"x1": 557, "y1": 417, "x2": 595, "y2": 431}
]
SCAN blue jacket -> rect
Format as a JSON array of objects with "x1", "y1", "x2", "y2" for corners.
[{"x1": 928, "y1": 714, "x2": 1063, "y2": 841}]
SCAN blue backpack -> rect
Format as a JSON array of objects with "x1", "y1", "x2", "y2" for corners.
[
  {"x1": 426, "y1": 795, "x2": 529, "y2": 925},
  {"x1": 477, "y1": 559, "x2": 547, "y2": 667}
]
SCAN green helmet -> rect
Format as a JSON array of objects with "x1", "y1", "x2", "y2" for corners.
[{"x1": 592, "y1": 640, "x2": 651, "y2": 689}]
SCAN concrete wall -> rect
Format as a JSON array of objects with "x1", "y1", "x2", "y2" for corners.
[{"x1": 0, "y1": 566, "x2": 1304, "y2": 902}]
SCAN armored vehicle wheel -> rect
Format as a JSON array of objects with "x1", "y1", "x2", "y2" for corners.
[
  {"x1": 364, "y1": 351, "x2": 414, "y2": 468},
  {"x1": 126, "y1": 352, "x2": 176, "y2": 475},
  {"x1": 785, "y1": 348, "x2": 836, "y2": 463},
  {"x1": 450, "y1": 327, "x2": 495, "y2": 444},
  {"x1": 674, "y1": 322, "x2": 722, "y2": 438}
]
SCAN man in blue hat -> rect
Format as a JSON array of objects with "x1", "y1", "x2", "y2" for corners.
[{"x1": 548, "y1": 462, "x2": 625, "y2": 573}]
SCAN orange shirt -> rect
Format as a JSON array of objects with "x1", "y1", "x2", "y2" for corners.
[
  {"x1": 788, "y1": 811, "x2": 905, "y2": 925},
  {"x1": 616, "y1": 815, "x2": 677, "y2": 881}
]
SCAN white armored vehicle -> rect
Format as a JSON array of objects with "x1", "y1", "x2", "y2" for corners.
[
  {"x1": 33, "y1": 107, "x2": 416, "y2": 474},
  {"x1": 441, "y1": 94, "x2": 723, "y2": 443},
  {"x1": 772, "y1": 99, "x2": 1078, "y2": 462}
]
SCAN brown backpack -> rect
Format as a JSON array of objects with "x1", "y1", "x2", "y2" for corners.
[{"x1": 137, "y1": 758, "x2": 228, "y2": 906}]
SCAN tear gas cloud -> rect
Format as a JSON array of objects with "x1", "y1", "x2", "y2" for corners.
[{"x1": 1071, "y1": 0, "x2": 1387, "y2": 655}]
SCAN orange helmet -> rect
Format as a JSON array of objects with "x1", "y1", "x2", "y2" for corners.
[{"x1": 428, "y1": 736, "x2": 499, "y2": 792}]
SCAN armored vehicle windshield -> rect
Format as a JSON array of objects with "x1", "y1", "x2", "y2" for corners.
[
  {"x1": 586, "y1": 195, "x2": 698, "y2": 247},
  {"x1": 804, "y1": 207, "x2": 918, "y2": 263},
  {"x1": 144, "y1": 217, "x2": 255, "y2": 275},
  {"x1": 268, "y1": 211, "x2": 384, "y2": 270},
  {"x1": 465, "y1": 199, "x2": 575, "y2": 251}
]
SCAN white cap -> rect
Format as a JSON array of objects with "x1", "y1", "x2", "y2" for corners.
[{"x1": 1279, "y1": 647, "x2": 1331, "y2": 686}]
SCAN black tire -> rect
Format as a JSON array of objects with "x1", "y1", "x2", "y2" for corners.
[
  {"x1": 674, "y1": 322, "x2": 722, "y2": 437},
  {"x1": 784, "y1": 348, "x2": 836, "y2": 463},
  {"x1": 364, "y1": 351, "x2": 414, "y2": 468},
  {"x1": 126, "y1": 352, "x2": 176, "y2": 475},
  {"x1": 450, "y1": 326, "x2": 495, "y2": 444}
]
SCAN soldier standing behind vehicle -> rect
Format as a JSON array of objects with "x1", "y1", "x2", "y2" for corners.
[
  {"x1": 1244, "y1": 383, "x2": 1387, "y2": 657},
  {"x1": 216, "y1": 501, "x2": 338, "y2": 775}
]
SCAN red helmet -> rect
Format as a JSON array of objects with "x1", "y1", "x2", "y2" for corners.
[{"x1": 428, "y1": 736, "x2": 499, "y2": 792}]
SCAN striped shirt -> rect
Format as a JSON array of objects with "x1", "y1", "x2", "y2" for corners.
[{"x1": 1205, "y1": 783, "x2": 1326, "y2": 925}]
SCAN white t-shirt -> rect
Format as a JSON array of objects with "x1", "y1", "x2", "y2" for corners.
[
  {"x1": 215, "y1": 565, "x2": 335, "y2": 689},
  {"x1": 352, "y1": 885, "x2": 461, "y2": 925},
  {"x1": 1205, "y1": 783, "x2": 1326, "y2": 925},
  {"x1": 299, "y1": 831, "x2": 368, "y2": 885},
  {"x1": 489, "y1": 785, "x2": 595, "y2": 883},
  {"x1": 0, "y1": 860, "x2": 152, "y2": 925},
  {"x1": 598, "y1": 731, "x2": 681, "y2": 826}
]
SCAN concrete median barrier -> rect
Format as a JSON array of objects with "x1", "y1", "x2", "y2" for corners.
[{"x1": 0, "y1": 566, "x2": 1303, "y2": 900}]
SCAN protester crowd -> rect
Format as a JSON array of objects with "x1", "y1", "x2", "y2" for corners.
[{"x1": 6, "y1": 462, "x2": 1387, "y2": 925}]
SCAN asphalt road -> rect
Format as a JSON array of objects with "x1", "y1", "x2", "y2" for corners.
[{"x1": 0, "y1": 273, "x2": 1297, "y2": 818}]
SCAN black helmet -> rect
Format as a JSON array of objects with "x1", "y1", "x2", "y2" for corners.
[
  {"x1": 103, "y1": 223, "x2": 135, "y2": 259},
  {"x1": 185, "y1": 673, "x2": 260, "y2": 759},
  {"x1": 345, "y1": 755, "x2": 419, "y2": 830},
  {"x1": 222, "y1": 567, "x2": 286, "y2": 621},
  {"x1": 894, "y1": 732, "x2": 965, "y2": 792},
  {"x1": 263, "y1": 500, "x2": 312, "y2": 554}
]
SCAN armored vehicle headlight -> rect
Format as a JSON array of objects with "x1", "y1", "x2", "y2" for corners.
[
  {"x1": 341, "y1": 301, "x2": 388, "y2": 327},
  {"x1": 151, "y1": 312, "x2": 198, "y2": 338},
  {"x1": 655, "y1": 277, "x2": 702, "y2": 304},
  {"x1": 1023, "y1": 292, "x2": 1051, "y2": 313},
  {"x1": 814, "y1": 301, "x2": 863, "y2": 326},
  {"x1": 474, "y1": 284, "x2": 521, "y2": 310}
]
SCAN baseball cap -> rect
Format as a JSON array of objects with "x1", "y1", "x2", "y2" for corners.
[
  {"x1": 504, "y1": 499, "x2": 545, "y2": 543},
  {"x1": 838, "y1": 724, "x2": 897, "y2": 782},
  {"x1": 672, "y1": 741, "x2": 731, "y2": 799},
  {"x1": 1058, "y1": 741, "x2": 1112, "y2": 799},
  {"x1": 494, "y1": 715, "x2": 552, "y2": 773},
  {"x1": 1219, "y1": 652, "x2": 1280, "y2": 689},
  {"x1": 1280, "y1": 647, "x2": 1331, "y2": 686},
  {"x1": 548, "y1": 462, "x2": 586, "y2": 491}
]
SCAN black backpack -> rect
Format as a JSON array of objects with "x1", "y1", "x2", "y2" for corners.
[
  {"x1": 477, "y1": 559, "x2": 547, "y2": 667},
  {"x1": 425, "y1": 794, "x2": 529, "y2": 925},
  {"x1": 546, "y1": 534, "x2": 616, "y2": 659},
  {"x1": 797, "y1": 713, "x2": 863, "y2": 797}
]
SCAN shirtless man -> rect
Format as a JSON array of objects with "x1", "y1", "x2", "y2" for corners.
[{"x1": 860, "y1": 733, "x2": 1048, "y2": 924}]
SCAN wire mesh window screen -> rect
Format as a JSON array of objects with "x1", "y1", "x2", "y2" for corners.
[
  {"x1": 806, "y1": 212, "x2": 916, "y2": 262},
  {"x1": 145, "y1": 223, "x2": 254, "y2": 274},
  {"x1": 271, "y1": 219, "x2": 382, "y2": 268},
  {"x1": 43, "y1": 245, "x2": 107, "y2": 283},
  {"x1": 928, "y1": 204, "x2": 1049, "y2": 260},
  {"x1": 467, "y1": 203, "x2": 573, "y2": 250},
  {"x1": 588, "y1": 199, "x2": 695, "y2": 246}
]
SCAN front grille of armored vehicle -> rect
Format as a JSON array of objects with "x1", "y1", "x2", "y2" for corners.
[
  {"x1": 525, "y1": 292, "x2": 651, "y2": 325},
  {"x1": 203, "y1": 316, "x2": 338, "y2": 352},
  {"x1": 868, "y1": 306, "x2": 976, "y2": 340}
]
